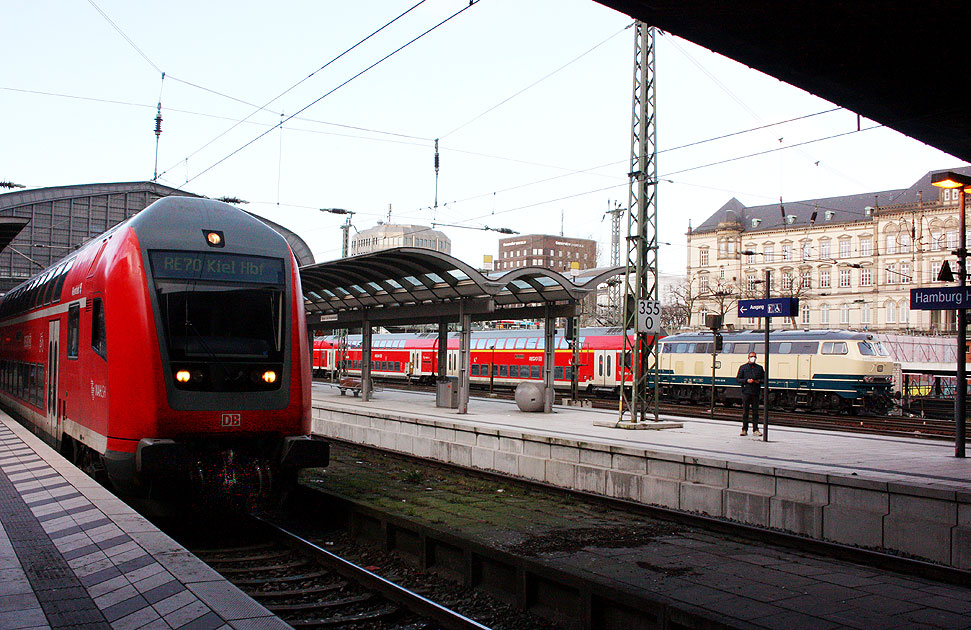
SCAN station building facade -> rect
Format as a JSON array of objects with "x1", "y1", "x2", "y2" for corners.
[
  {"x1": 496, "y1": 234, "x2": 597, "y2": 273},
  {"x1": 352, "y1": 223, "x2": 451, "y2": 256},
  {"x1": 0, "y1": 181, "x2": 314, "y2": 295},
  {"x1": 686, "y1": 167, "x2": 970, "y2": 333}
]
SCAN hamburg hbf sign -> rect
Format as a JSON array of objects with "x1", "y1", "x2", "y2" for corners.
[{"x1": 910, "y1": 287, "x2": 971, "y2": 311}]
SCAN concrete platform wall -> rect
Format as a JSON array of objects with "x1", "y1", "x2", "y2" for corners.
[{"x1": 312, "y1": 403, "x2": 971, "y2": 570}]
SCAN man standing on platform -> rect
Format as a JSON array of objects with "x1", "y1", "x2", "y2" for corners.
[{"x1": 736, "y1": 351, "x2": 764, "y2": 436}]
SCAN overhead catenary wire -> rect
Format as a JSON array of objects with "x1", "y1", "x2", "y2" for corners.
[
  {"x1": 181, "y1": 0, "x2": 482, "y2": 186},
  {"x1": 158, "y1": 0, "x2": 430, "y2": 180}
]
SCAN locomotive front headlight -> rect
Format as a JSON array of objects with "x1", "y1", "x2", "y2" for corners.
[
  {"x1": 175, "y1": 370, "x2": 191, "y2": 383},
  {"x1": 261, "y1": 370, "x2": 277, "y2": 384}
]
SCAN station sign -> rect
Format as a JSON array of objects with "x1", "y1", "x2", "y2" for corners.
[
  {"x1": 910, "y1": 286, "x2": 971, "y2": 311},
  {"x1": 737, "y1": 297, "x2": 799, "y2": 319}
]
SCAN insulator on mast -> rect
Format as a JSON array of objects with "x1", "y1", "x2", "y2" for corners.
[{"x1": 154, "y1": 102, "x2": 163, "y2": 138}]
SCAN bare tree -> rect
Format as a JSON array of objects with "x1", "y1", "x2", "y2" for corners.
[
  {"x1": 700, "y1": 275, "x2": 740, "y2": 327},
  {"x1": 665, "y1": 277, "x2": 700, "y2": 331}
]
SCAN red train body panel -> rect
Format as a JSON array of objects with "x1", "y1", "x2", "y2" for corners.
[
  {"x1": 312, "y1": 328, "x2": 650, "y2": 391},
  {"x1": 0, "y1": 197, "x2": 327, "y2": 498}
]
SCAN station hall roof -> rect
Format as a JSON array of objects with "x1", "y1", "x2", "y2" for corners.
[{"x1": 300, "y1": 247, "x2": 622, "y2": 329}]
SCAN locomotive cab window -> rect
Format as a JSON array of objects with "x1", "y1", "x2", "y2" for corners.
[
  {"x1": 150, "y1": 251, "x2": 286, "y2": 361},
  {"x1": 91, "y1": 298, "x2": 107, "y2": 359},
  {"x1": 822, "y1": 342, "x2": 848, "y2": 355}
]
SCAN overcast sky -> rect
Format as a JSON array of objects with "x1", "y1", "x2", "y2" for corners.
[{"x1": 2, "y1": 0, "x2": 966, "y2": 274}]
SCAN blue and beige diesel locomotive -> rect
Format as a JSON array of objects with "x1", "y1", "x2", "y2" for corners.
[{"x1": 658, "y1": 330, "x2": 894, "y2": 413}]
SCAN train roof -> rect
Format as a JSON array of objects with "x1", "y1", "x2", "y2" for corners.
[
  {"x1": 321, "y1": 327, "x2": 628, "y2": 342},
  {"x1": 660, "y1": 330, "x2": 877, "y2": 342}
]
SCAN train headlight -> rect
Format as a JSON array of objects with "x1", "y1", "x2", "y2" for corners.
[
  {"x1": 175, "y1": 370, "x2": 191, "y2": 383},
  {"x1": 204, "y1": 230, "x2": 225, "y2": 247},
  {"x1": 261, "y1": 370, "x2": 277, "y2": 384}
]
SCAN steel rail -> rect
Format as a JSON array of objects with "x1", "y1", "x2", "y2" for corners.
[{"x1": 249, "y1": 514, "x2": 492, "y2": 630}]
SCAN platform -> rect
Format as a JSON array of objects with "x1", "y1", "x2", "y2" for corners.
[
  {"x1": 310, "y1": 384, "x2": 971, "y2": 570},
  {"x1": 0, "y1": 411, "x2": 288, "y2": 630}
]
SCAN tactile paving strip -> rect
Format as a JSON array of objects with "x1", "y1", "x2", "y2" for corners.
[{"x1": 0, "y1": 424, "x2": 234, "y2": 630}]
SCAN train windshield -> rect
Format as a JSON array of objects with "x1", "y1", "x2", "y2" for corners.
[
  {"x1": 858, "y1": 341, "x2": 890, "y2": 357},
  {"x1": 149, "y1": 251, "x2": 287, "y2": 360}
]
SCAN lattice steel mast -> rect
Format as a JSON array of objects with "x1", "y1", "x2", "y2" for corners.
[{"x1": 618, "y1": 22, "x2": 659, "y2": 426}]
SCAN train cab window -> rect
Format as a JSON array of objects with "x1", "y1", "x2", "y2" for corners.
[
  {"x1": 67, "y1": 304, "x2": 80, "y2": 359},
  {"x1": 51, "y1": 260, "x2": 74, "y2": 303},
  {"x1": 499, "y1": 365, "x2": 508, "y2": 377},
  {"x1": 822, "y1": 342, "x2": 848, "y2": 355},
  {"x1": 91, "y1": 298, "x2": 107, "y2": 359},
  {"x1": 530, "y1": 365, "x2": 541, "y2": 379}
]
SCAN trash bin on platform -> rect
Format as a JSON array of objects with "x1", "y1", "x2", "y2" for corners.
[{"x1": 436, "y1": 377, "x2": 459, "y2": 409}]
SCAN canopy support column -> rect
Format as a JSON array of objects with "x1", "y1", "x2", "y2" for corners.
[
  {"x1": 437, "y1": 317, "x2": 448, "y2": 381},
  {"x1": 544, "y1": 306, "x2": 555, "y2": 413},
  {"x1": 361, "y1": 315, "x2": 372, "y2": 401},
  {"x1": 458, "y1": 303, "x2": 471, "y2": 414}
]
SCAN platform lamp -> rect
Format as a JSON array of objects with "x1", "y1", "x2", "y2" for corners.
[{"x1": 931, "y1": 171, "x2": 970, "y2": 458}]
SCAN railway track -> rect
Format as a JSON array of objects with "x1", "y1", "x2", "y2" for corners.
[
  {"x1": 189, "y1": 515, "x2": 490, "y2": 630},
  {"x1": 320, "y1": 378, "x2": 959, "y2": 440}
]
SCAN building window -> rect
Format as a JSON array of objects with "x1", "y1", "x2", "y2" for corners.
[
  {"x1": 839, "y1": 268, "x2": 852, "y2": 288},
  {"x1": 861, "y1": 302, "x2": 871, "y2": 325},
  {"x1": 885, "y1": 234, "x2": 897, "y2": 255},
  {"x1": 699, "y1": 248, "x2": 709, "y2": 266},
  {"x1": 782, "y1": 244, "x2": 792, "y2": 261},
  {"x1": 819, "y1": 269, "x2": 831, "y2": 288},
  {"x1": 886, "y1": 263, "x2": 896, "y2": 284},
  {"x1": 698, "y1": 275, "x2": 709, "y2": 293},
  {"x1": 764, "y1": 245, "x2": 774, "y2": 262},
  {"x1": 801, "y1": 306, "x2": 811, "y2": 325},
  {"x1": 886, "y1": 302, "x2": 897, "y2": 323},
  {"x1": 840, "y1": 303, "x2": 850, "y2": 325},
  {"x1": 782, "y1": 272, "x2": 793, "y2": 291},
  {"x1": 900, "y1": 262, "x2": 910, "y2": 284},
  {"x1": 820, "y1": 303, "x2": 830, "y2": 325},
  {"x1": 819, "y1": 240, "x2": 831, "y2": 258},
  {"x1": 746, "y1": 273, "x2": 758, "y2": 292},
  {"x1": 839, "y1": 239, "x2": 851, "y2": 258},
  {"x1": 859, "y1": 238, "x2": 872, "y2": 257},
  {"x1": 860, "y1": 267, "x2": 872, "y2": 286},
  {"x1": 899, "y1": 231, "x2": 911, "y2": 254},
  {"x1": 746, "y1": 249, "x2": 757, "y2": 264},
  {"x1": 900, "y1": 301, "x2": 909, "y2": 326},
  {"x1": 801, "y1": 242, "x2": 812, "y2": 260},
  {"x1": 947, "y1": 230, "x2": 958, "y2": 250},
  {"x1": 800, "y1": 270, "x2": 812, "y2": 289}
]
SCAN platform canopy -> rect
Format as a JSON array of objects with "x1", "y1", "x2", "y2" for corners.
[{"x1": 300, "y1": 247, "x2": 622, "y2": 330}]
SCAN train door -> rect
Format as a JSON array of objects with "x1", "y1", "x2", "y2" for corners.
[
  {"x1": 47, "y1": 319, "x2": 60, "y2": 444},
  {"x1": 447, "y1": 350, "x2": 459, "y2": 377},
  {"x1": 592, "y1": 350, "x2": 608, "y2": 386},
  {"x1": 409, "y1": 350, "x2": 420, "y2": 378}
]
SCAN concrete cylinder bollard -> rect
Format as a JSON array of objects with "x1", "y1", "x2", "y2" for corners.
[{"x1": 515, "y1": 381, "x2": 546, "y2": 412}]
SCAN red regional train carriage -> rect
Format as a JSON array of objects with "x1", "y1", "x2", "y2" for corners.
[
  {"x1": 313, "y1": 328, "x2": 646, "y2": 392},
  {"x1": 0, "y1": 197, "x2": 327, "y2": 498}
]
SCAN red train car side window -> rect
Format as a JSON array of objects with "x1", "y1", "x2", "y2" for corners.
[
  {"x1": 67, "y1": 304, "x2": 80, "y2": 359},
  {"x1": 91, "y1": 298, "x2": 107, "y2": 360}
]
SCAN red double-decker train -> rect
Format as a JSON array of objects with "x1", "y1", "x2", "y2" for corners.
[
  {"x1": 0, "y1": 197, "x2": 327, "y2": 499},
  {"x1": 312, "y1": 328, "x2": 644, "y2": 392}
]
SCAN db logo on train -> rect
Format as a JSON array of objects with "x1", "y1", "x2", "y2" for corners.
[{"x1": 221, "y1": 413, "x2": 241, "y2": 427}]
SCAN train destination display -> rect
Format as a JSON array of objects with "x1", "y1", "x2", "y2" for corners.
[{"x1": 150, "y1": 251, "x2": 285, "y2": 285}]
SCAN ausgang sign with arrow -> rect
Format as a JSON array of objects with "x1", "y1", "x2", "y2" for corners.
[{"x1": 737, "y1": 297, "x2": 799, "y2": 318}]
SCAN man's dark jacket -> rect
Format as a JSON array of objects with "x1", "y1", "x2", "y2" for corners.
[{"x1": 736, "y1": 362, "x2": 765, "y2": 396}]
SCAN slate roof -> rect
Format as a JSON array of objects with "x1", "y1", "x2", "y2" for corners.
[{"x1": 691, "y1": 167, "x2": 971, "y2": 235}]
